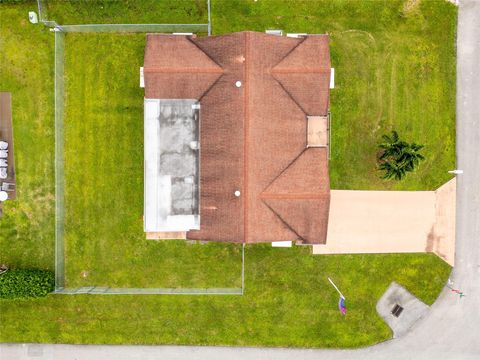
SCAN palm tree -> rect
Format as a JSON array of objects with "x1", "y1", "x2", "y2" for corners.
[
  {"x1": 378, "y1": 130, "x2": 425, "y2": 180},
  {"x1": 378, "y1": 130, "x2": 401, "y2": 160},
  {"x1": 398, "y1": 142, "x2": 425, "y2": 171},
  {"x1": 379, "y1": 160, "x2": 406, "y2": 180}
]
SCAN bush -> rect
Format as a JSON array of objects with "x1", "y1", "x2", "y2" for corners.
[
  {"x1": 378, "y1": 130, "x2": 425, "y2": 180},
  {"x1": 0, "y1": 269, "x2": 55, "y2": 299}
]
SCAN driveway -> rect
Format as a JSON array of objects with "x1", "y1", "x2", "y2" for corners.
[
  {"x1": 313, "y1": 179, "x2": 456, "y2": 265},
  {"x1": 1, "y1": 0, "x2": 479, "y2": 359}
]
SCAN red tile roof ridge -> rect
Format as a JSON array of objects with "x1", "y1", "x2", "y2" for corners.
[
  {"x1": 260, "y1": 148, "x2": 307, "y2": 195},
  {"x1": 272, "y1": 75, "x2": 308, "y2": 116},
  {"x1": 271, "y1": 68, "x2": 331, "y2": 74},
  {"x1": 144, "y1": 34, "x2": 223, "y2": 72},
  {"x1": 270, "y1": 36, "x2": 307, "y2": 71},
  {"x1": 243, "y1": 31, "x2": 251, "y2": 243},
  {"x1": 143, "y1": 67, "x2": 223, "y2": 73},
  {"x1": 185, "y1": 35, "x2": 224, "y2": 71},
  {"x1": 272, "y1": 35, "x2": 330, "y2": 73},
  {"x1": 198, "y1": 74, "x2": 225, "y2": 102},
  {"x1": 263, "y1": 197, "x2": 330, "y2": 244},
  {"x1": 262, "y1": 201, "x2": 304, "y2": 241},
  {"x1": 260, "y1": 193, "x2": 330, "y2": 200}
]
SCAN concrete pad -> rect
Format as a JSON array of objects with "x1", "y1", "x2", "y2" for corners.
[
  {"x1": 376, "y1": 282, "x2": 429, "y2": 338},
  {"x1": 312, "y1": 179, "x2": 456, "y2": 266},
  {"x1": 429, "y1": 178, "x2": 456, "y2": 265},
  {"x1": 314, "y1": 189, "x2": 436, "y2": 253}
]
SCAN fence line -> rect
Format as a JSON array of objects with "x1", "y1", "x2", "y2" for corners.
[
  {"x1": 54, "y1": 287, "x2": 243, "y2": 295},
  {"x1": 54, "y1": 30, "x2": 65, "y2": 289},
  {"x1": 47, "y1": 0, "x2": 239, "y2": 296},
  {"x1": 36, "y1": 0, "x2": 45, "y2": 22},
  {"x1": 207, "y1": 0, "x2": 212, "y2": 35},
  {"x1": 37, "y1": 0, "x2": 211, "y2": 34},
  {"x1": 55, "y1": 23, "x2": 208, "y2": 33}
]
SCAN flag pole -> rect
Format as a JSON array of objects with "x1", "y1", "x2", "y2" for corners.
[{"x1": 328, "y1": 277, "x2": 345, "y2": 299}]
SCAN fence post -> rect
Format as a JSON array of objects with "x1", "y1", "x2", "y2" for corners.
[{"x1": 207, "y1": 0, "x2": 212, "y2": 35}]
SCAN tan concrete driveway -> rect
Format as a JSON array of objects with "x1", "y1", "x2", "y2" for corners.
[{"x1": 313, "y1": 179, "x2": 455, "y2": 265}]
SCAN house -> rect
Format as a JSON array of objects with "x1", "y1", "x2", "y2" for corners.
[{"x1": 143, "y1": 31, "x2": 331, "y2": 244}]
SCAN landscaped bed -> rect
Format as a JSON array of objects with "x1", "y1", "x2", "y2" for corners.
[{"x1": 0, "y1": 0, "x2": 455, "y2": 348}]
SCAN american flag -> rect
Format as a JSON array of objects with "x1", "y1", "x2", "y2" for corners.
[{"x1": 338, "y1": 296, "x2": 347, "y2": 315}]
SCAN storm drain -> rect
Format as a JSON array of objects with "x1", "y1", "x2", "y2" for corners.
[{"x1": 391, "y1": 304, "x2": 404, "y2": 317}]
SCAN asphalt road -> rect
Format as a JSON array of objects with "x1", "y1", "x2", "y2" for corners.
[{"x1": 1, "y1": 1, "x2": 479, "y2": 359}]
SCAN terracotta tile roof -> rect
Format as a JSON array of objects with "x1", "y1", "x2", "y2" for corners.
[
  {"x1": 144, "y1": 35, "x2": 223, "y2": 99},
  {"x1": 272, "y1": 72, "x2": 330, "y2": 115},
  {"x1": 144, "y1": 32, "x2": 331, "y2": 244},
  {"x1": 272, "y1": 36, "x2": 331, "y2": 115},
  {"x1": 272, "y1": 35, "x2": 330, "y2": 72},
  {"x1": 261, "y1": 148, "x2": 330, "y2": 243}
]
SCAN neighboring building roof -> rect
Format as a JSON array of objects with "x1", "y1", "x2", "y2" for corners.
[
  {"x1": 0, "y1": 92, "x2": 16, "y2": 203},
  {"x1": 143, "y1": 31, "x2": 331, "y2": 244}
]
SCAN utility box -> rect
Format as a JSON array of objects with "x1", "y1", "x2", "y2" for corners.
[
  {"x1": 28, "y1": 11, "x2": 38, "y2": 24},
  {"x1": 272, "y1": 241, "x2": 292, "y2": 248}
]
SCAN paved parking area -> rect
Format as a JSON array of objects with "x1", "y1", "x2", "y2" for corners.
[{"x1": 313, "y1": 179, "x2": 456, "y2": 265}]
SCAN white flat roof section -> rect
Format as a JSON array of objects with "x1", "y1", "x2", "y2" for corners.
[{"x1": 144, "y1": 99, "x2": 200, "y2": 232}]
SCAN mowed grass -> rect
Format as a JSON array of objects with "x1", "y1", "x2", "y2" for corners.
[
  {"x1": 43, "y1": 0, "x2": 208, "y2": 24},
  {"x1": 0, "y1": 0, "x2": 454, "y2": 348},
  {"x1": 0, "y1": 3, "x2": 55, "y2": 270},
  {"x1": 212, "y1": 0, "x2": 457, "y2": 190},
  {"x1": 63, "y1": 33, "x2": 242, "y2": 288},
  {"x1": 1, "y1": 249, "x2": 450, "y2": 347}
]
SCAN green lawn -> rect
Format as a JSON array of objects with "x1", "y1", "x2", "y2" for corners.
[
  {"x1": 1, "y1": 248, "x2": 450, "y2": 347},
  {"x1": 0, "y1": 0, "x2": 454, "y2": 349},
  {"x1": 62, "y1": 33, "x2": 242, "y2": 288},
  {"x1": 43, "y1": 0, "x2": 208, "y2": 24},
  {"x1": 0, "y1": 3, "x2": 55, "y2": 271}
]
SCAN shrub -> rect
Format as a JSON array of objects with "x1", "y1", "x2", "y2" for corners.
[
  {"x1": 378, "y1": 130, "x2": 425, "y2": 180},
  {"x1": 0, "y1": 269, "x2": 55, "y2": 299}
]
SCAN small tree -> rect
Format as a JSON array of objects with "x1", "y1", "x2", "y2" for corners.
[{"x1": 378, "y1": 130, "x2": 425, "y2": 180}]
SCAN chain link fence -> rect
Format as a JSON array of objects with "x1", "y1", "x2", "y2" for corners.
[
  {"x1": 47, "y1": 1, "x2": 243, "y2": 295},
  {"x1": 54, "y1": 30, "x2": 65, "y2": 289},
  {"x1": 55, "y1": 286, "x2": 243, "y2": 295},
  {"x1": 37, "y1": 0, "x2": 210, "y2": 34},
  {"x1": 54, "y1": 23, "x2": 208, "y2": 33}
]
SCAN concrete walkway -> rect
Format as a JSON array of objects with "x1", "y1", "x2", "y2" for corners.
[{"x1": 313, "y1": 179, "x2": 456, "y2": 265}]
